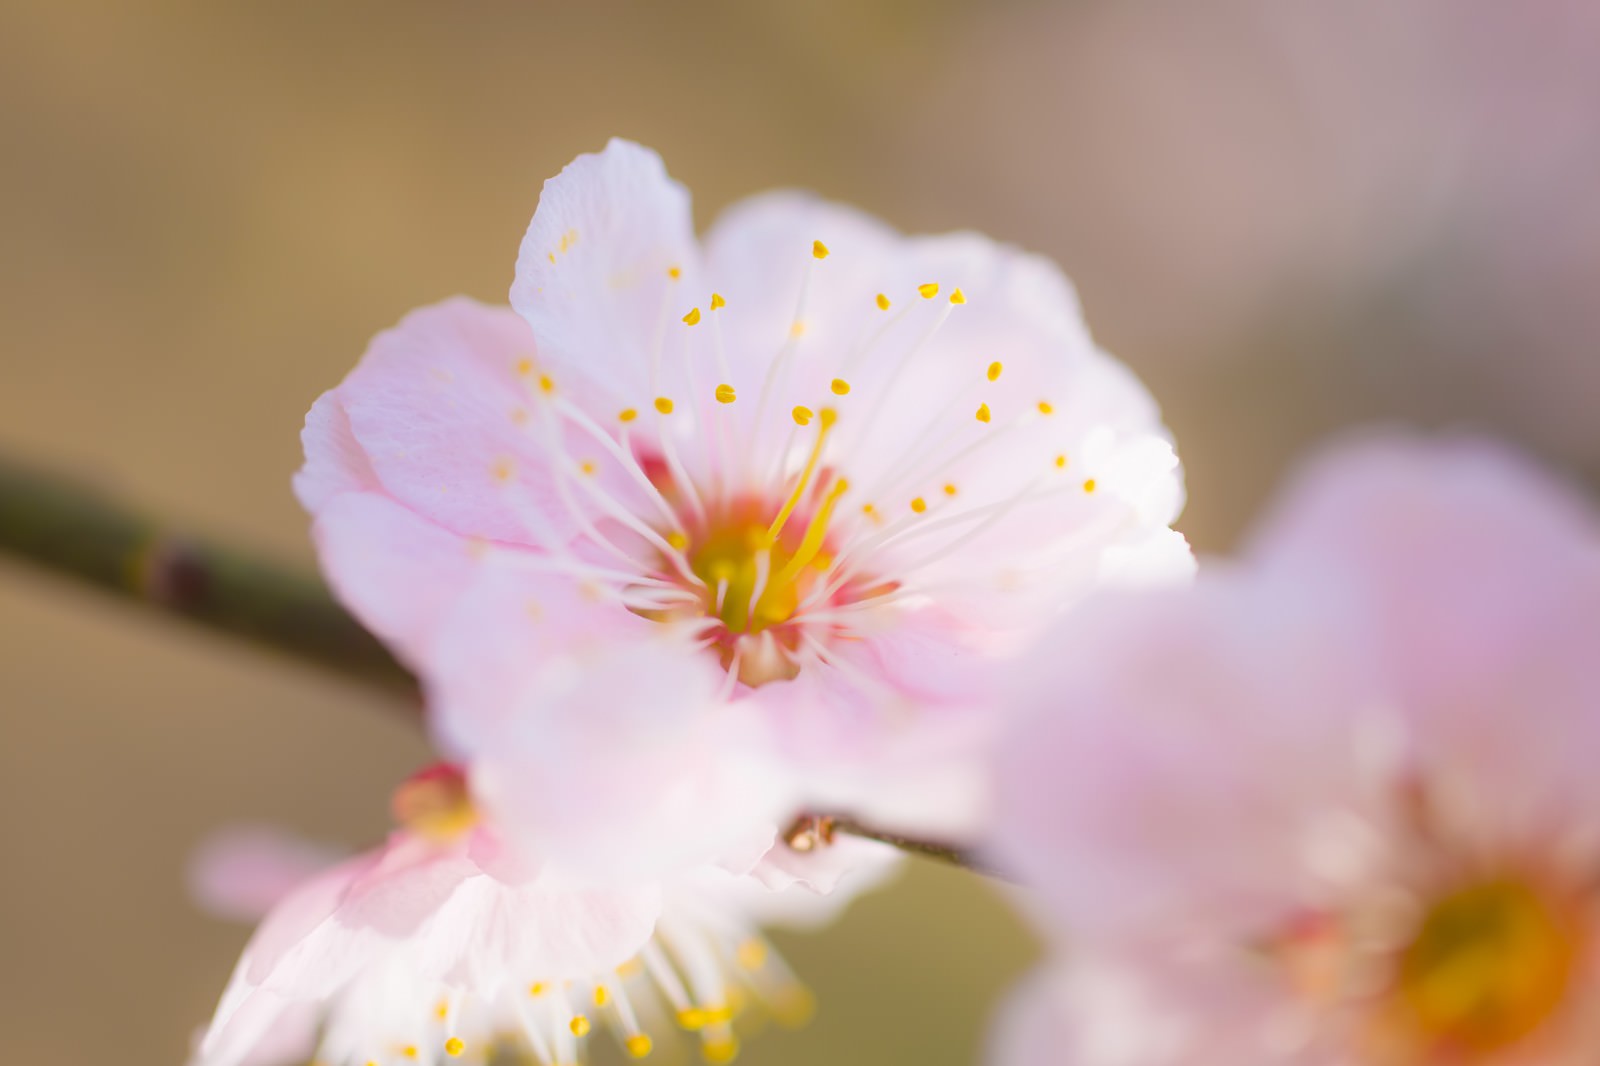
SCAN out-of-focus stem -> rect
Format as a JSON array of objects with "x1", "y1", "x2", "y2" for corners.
[
  {"x1": 0, "y1": 455, "x2": 419, "y2": 705},
  {"x1": 0, "y1": 455, "x2": 992, "y2": 872}
]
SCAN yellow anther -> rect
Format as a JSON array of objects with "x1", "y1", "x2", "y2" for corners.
[
  {"x1": 737, "y1": 938, "x2": 769, "y2": 970},
  {"x1": 862, "y1": 503, "x2": 875, "y2": 515},
  {"x1": 1054, "y1": 454, "x2": 1067, "y2": 469},
  {"x1": 616, "y1": 957, "x2": 644, "y2": 978},
  {"x1": 515, "y1": 357, "x2": 535, "y2": 376},
  {"x1": 491, "y1": 457, "x2": 516, "y2": 484},
  {"x1": 818, "y1": 406, "x2": 838, "y2": 427},
  {"x1": 402, "y1": 1048, "x2": 419, "y2": 1061},
  {"x1": 618, "y1": 407, "x2": 638, "y2": 423},
  {"x1": 579, "y1": 459, "x2": 597, "y2": 476},
  {"x1": 625, "y1": 1034, "x2": 654, "y2": 1058},
  {"x1": 975, "y1": 403, "x2": 992, "y2": 423},
  {"x1": 434, "y1": 1000, "x2": 450, "y2": 1021},
  {"x1": 1037, "y1": 400, "x2": 1054, "y2": 415},
  {"x1": 677, "y1": 1008, "x2": 709, "y2": 1031},
  {"x1": 950, "y1": 288, "x2": 967, "y2": 305},
  {"x1": 444, "y1": 1039, "x2": 465, "y2": 1058},
  {"x1": 529, "y1": 982, "x2": 548, "y2": 997},
  {"x1": 987, "y1": 361, "x2": 1003, "y2": 381},
  {"x1": 812, "y1": 239, "x2": 830, "y2": 259},
  {"x1": 654, "y1": 397, "x2": 675, "y2": 415},
  {"x1": 710, "y1": 292, "x2": 726, "y2": 310},
  {"x1": 911, "y1": 497, "x2": 927, "y2": 514},
  {"x1": 702, "y1": 1036, "x2": 740, "y2": 1064},
  {"x1": 791, "y1": 405, "x2": 813, "y2": 426},
  {"x1": 683, "y1": 307, "x2": 702, "y2": 326},
  {"x1": 715, "y1": 383, "x2": 737, "y2": 404},
  {"x1": 876, "y1": 293, "x2": 891, "y2": 311},
  {"x1": 830, "y1": 378, "x2": 851, "y2": 396},
  {"x1": 570, "y1": 1016, "x2": 592, "y2": 1037},
  {"x1": 943, "y1": 483, "x2": 958, "y2": 496},
  {"x1": 667, "y1": 531, "x2": 690, "y2": 551},
  {"x1": 668, "y1": 265, "x2": 682, "y2": 281},
  {"x1": 547, "y1": 251, "x2": 556, "y2": 264},
  {"x1": 1083, "y1": 478, "x2": 1097, "y2": 494},
  {"x1": 538, "y1": 374, "x2": 556, "y2": 394},
  {"x1": 918, "y1": 282, "x2": 940, "y2": 299},
  {"x1": 789, "y1": 319, "x2": 807, "y2": 339}
]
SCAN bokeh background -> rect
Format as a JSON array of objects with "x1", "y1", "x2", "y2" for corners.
[{"x1": 2, "y1": 3, "x2": 1596, "y2": 1065}]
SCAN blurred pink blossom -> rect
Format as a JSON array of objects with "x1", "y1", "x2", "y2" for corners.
[
  {"x1": 194, "y1": 764, "x2": 891, "y2": 1066},
  {"x1": 299, "y1": 139, "x2": 1188, "y2": 870},
  {"x1": 991, "y1": 436, "x2": 1600, "y2": 1064}
]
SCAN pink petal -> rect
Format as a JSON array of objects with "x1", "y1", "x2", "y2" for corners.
[{"x1": 187, "y1": 826, "x2": 347, "y2": 923}]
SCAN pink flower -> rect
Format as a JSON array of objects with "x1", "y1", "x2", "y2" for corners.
[
  {"x1": 299, "y1": 139, "x2": 1187, "y2": 868},
  {"x1": 195, "y1": 765, "x2": 889, "y2": 1066},
  {"x1": 991, "y1": 436, "x2": 1600, "y2": 1065}
]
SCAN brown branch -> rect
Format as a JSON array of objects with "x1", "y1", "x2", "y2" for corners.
[
  {"x1": 0, "y1": 453, "x2": 995, "y2": 873},
  {"x1": 0, "y1": 454, "x2": 419, "y2": 705}
]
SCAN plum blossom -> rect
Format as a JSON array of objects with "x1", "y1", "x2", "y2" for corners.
[
  {"x1": 298, "y1": 139, "x2": 1187, "y2": 869},
  {"x1": 195, "y1": 764, "x2": 891, "y2": 1066},
  {"x1": 990, "y1": 436, "x2": 1600, "y2": 1065}
]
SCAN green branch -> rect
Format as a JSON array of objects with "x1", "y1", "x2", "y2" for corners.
[
  {"x1": 0, "y1": 454, "x2": 992, "y2": 872},
  {"x1": 0, "y1": 455, "x2": 419, "y2": 705}
]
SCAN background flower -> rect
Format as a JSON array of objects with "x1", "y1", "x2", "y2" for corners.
[{"x1": 991, "y1": 436, "x2": 1600, "y2": 1064}]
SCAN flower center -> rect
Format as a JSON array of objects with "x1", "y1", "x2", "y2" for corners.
[{"x1": 1394, "y1": 878, "x2": 1577, "y2": 1054}]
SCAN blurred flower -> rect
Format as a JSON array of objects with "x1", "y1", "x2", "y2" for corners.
[
  {"x1": 299, "y1": 139, "x2": 1188, "y2": 867},
  {"x1": 991, "y1": 436, "x2": 1600, "y2": 1064},
  {"x1": 195, "y1": 764, "x2": 891, "y2": 1066}
]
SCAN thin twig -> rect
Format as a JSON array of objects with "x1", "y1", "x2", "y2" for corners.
[
  {"x1": 0, "y1": 454, "x2": 991, "y2": 874},
  {"x1": 0, "y1": 455, "x2": 419, "y2": 705}
]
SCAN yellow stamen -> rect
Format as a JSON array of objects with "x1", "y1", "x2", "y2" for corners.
[
  {"x1": 987, "y1": 361, "x2": 1003, "y2": 381},
  {"x1": 443, "y1": 1039, "x2": 465, "y2": 1059},
  {"x1": 943, "y1": 483, "x2": 958, "y2": 496},
  {"x1": 710, "y1": 292, "x2": 726, "y2": 310},
  {"x1": 789, "y1": 319, "x2": 807, "y2": 339},
  {"x1": 812, "y1": 239, "x2": 830, "y2": 259},
  {"x1": 975, "y1": 403, "x2": 992, "y2": 423},
  {"x1": 538, "y1": 374, "x2": 555, "y2": 395},
  {"x1": 667, "y1": 531, "x2": 690, "y2": 551},
  {"x1": 492, "y1": 457, "x2": 516, "y2": 484},
  {"x1": 683, "y1": 307, "x2": 702, "y2": 326},
  {"x1": 593, "y1": 986, "x2": 609, "y2": 1007},
  {"x1": 1082, "y1": 478, "x2": 1096, "y2": 493},
  {"x1": 875, "y1": 293, "x2": 891, "y2": 311},
  {"x1": 668, "y1": 266, "x2": 682, "y2": 281},
  {"x1": 918, "y1": 282, "x2": 940, "y2": 299},
  {"x1": 910, "y1": 497, "x2": 927, "y2": 514},
  {"x1": 767, "y1": 417, "x2": 836, "y2": 543},
  {"x1": 402, "y1": 1048, "x2": 418, "y2": 1061},
  {"x1": 654, "y1": 397, "x2": 674, "y2": 415},
  {"x1": 1054, "y1": 454, "x2": 1067, "y2": 469},
  {"x1": 715, "y1": 383, "x2": 737, "y2": 404},
  {"x1": 1037, "y1": 400, "x2": 1054, "y2": 415},
  {"x1": 515, "y1": 357, "x2": 534, "y2": 376},
  {"x1": 529, "y1": 982, "x2": 547, "y2": 996},
  {"x1": 702, "y1": 1036, "x2": 740, "y2": 1064},
  {"x1": 830, "y1": 378, "x2": 851, "y2": 395},
  {"x1": 950, "y1": 288, "x2": 967, "y2": 305},
  {"x1": 792, "y1": 405, "x2": 813, "y2": 426},
  {"x1": 579, "y1": 459, "x2": 597, "y2": 476},
  {"x1": 570, "y1": 1016, "x2": 591, "y2": 1037},
  {"x1": 771, "y1": 478, "x2": 850, "y2": 589},
  {"x1": 619, "y1": 407, "x2": 638, "y2": 423},
  {"x1": 737, "y1": 938, "x2": 769, "y2": 970},
  {"x1": 625, "y1": 1034, "x2": 653, "y2": 1058}
]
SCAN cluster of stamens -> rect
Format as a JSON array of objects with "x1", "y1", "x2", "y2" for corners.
[{"x1": 503, "y1": 234, "x2": 1107, "y2": 688}]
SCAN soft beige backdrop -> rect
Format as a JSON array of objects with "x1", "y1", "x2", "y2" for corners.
[{"x1": 2, "y1": 4, "x2": 1594, "y2": 1066}]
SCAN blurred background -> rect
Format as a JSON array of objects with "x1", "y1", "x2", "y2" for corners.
[{"x1": 1, "y1": 2, "x2": 1596, "y2": 1064}]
